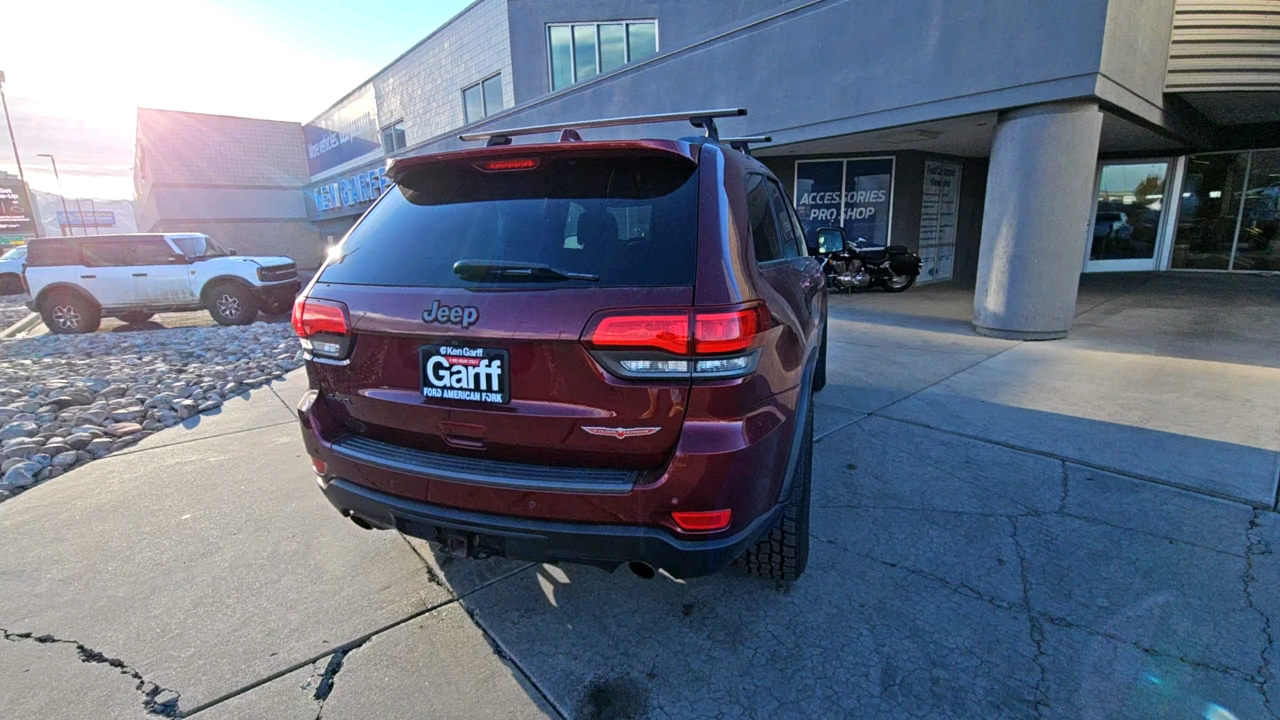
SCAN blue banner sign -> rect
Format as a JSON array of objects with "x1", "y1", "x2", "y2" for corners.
[
  {"x1": 795, "y1": 158, "x2": 894, "y2": 247},
  {"x1": 310, "y1": 165, "x2": 390, "y2": 217},
  {"x1": 304, "y1": 85, "x2": 381, "y2": 177},
  {"x1": 56, "y1": 210, "x2": 116, "y2": 228}
]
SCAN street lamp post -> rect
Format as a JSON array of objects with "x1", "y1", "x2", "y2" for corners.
[
  {"x1": 36, "y1": 153, "x2": 71, "y2": 237},
  {"x1": 73, "y1": 196, "x2": 86, "y2": 236},
  {"x1": 0, "y1": 70, "x2": 40, "y2": 238}
]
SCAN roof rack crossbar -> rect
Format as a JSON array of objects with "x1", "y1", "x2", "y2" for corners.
[
  {"x1": 722, "y1": 136, "x2": 773, "y2": 156},
  {"x1": 460, "y1": 108, "x2": 747, "y2": 145}
]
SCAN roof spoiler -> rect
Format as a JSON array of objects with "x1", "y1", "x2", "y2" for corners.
[
  {"x1": 460, "y1": 108, "x2": 747, "y2": 147},
  {"x1": 721, "y1": 136, "x2": 772, "y2": 156}
]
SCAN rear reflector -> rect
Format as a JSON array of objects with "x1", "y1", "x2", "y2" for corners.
[
  {"x1": 311, "y1": 458, "x2": 326, "y2": 475},
  {"x1": 671, "y1": 509, "x2": 732, "y2": 531},
  {"x1": 473, "y1": 157, "x2": 540, "y2": 172}
]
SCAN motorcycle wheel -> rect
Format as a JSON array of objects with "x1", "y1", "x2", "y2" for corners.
[{"x1": 881, "y1": 272, "x2": 916, "y2": 293}]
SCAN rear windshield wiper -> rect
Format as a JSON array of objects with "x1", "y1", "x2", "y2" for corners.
[{"x1": 452, "y1": 260, "x2": 600, "y2": 283}]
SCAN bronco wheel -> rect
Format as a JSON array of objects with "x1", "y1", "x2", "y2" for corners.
[
  {"x1": 207, "y1": 283, "x2": 259, "y2": 326},
  {"x1": 881, "y1": 271, "x2": 916, "y2": 293},
  {"x1": 736, "y1": 401, "x2": 812, "y2": 581},
  {"x1": 41, "y1": 290, "x2": 101, "y2": 334},
  {"x1": 117, "y1": 312, "x2": 154, "y2": 324}
]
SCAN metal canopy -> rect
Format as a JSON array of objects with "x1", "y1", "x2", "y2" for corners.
[{"x1": 459, "y1": 108, "x2": 748, "y2": 146}]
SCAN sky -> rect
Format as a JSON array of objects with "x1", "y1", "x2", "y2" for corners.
[{"x1": 0, "y1": 0, "x2": 475, "y2": 200}]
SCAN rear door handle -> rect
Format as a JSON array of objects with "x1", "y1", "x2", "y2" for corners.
[
  {"x1": 80, "y1": 274, "x2": 96, "y2": 279},
  {"x1": 132, "y1": 273, "x2": 148, "y2": 277}
]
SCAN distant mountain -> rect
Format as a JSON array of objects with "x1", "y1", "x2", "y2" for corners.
[{"x1": 30, "y1": 189, "x2": 136, "y2": 235}]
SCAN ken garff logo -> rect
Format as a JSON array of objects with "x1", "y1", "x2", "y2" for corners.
[
  {"x1": 423, "y1": 300, "x2": 479, "y2": 329},
  {"x1": 582, "y1": 426, "x2": 662, "y2": 440}
]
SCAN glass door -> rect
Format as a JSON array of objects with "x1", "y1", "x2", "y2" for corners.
[{"x1": 1084, "y1": 160, "x2": 1173, "y2": 273}]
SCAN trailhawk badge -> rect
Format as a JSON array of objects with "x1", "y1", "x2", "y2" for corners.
[{"x1": 582, "y1": 426, "x2": 662, "y2": 439}]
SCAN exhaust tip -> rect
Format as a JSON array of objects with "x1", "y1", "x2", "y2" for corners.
[
  {"x1": 349, "y1": 514, "x2": 374, "y2": 531},
  {"x1": 628, "y1": 561, "x2": 656, "y2": 579}
]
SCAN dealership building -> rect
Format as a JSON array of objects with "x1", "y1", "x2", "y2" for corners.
[{"x1": 136, "y1": 0, "x2": 1279, "y2": 338}]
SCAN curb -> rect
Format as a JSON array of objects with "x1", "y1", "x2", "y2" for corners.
[{"x1": 0, "y1": 312, "x2": 41, "y2": 340}]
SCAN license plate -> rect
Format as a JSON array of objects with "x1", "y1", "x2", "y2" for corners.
[{"x1": 421, "y1": 345, "x2": 510, "y2": 405}]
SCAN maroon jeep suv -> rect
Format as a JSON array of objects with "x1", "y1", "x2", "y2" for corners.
[{"x1": 293, "y1": 111, "x2": 827, "y2": 580}]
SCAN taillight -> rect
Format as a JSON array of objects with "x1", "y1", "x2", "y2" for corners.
[
  {"x1": 693, "y1": 306, "x2": 767, "y2": 354},
  {"x1": 583, "y1": 312, "x2": 689, "y2": 355},
  {"x1": 292, "y1": 297, "x2": 352, "y2": 360},
  {"x1": 582, "y1": 304, "x2": 767, "y2": 380}
]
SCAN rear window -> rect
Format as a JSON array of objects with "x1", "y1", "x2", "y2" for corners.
[
  {"x1": 318, "y1": 155, "x2": 699, "y2": 288},
  {"x1": 26, "y1": 238, "x2": 81, "y2": 267}
]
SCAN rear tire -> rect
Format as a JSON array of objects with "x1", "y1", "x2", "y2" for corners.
[
  {"x1": 736, "y1": 401, "x2": 812, "y2": 581},
  {"x1": 206, "y1": 283, "x2": 259, "y2": 326},
  {"x1": 117, "y1": 312, "x2": 154, "y2": 324},
  {"x1": 881, "y1": 272, "x2": 916, "y2": 293},
  {"x1": 41, "y1": 290, "x2": 101, "y2": 334}
]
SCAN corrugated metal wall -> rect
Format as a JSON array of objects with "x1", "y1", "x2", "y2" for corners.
[{"x1": 1166, "y1": 0, "x2": 1280, "y2": 91}]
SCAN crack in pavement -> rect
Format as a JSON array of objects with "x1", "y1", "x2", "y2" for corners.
[
  {"x1": 818, "y1": 508, "x2": 1273, "y2": 715},
  {"x1": 309, "y1": 642, "x2": 365, "y2": 720},
  {"x1": 460, "y1": 599, "x2": 569, "y2": 720},
  {"x1": 1244, "y1": 509, "x2": 1279, "y2": 719},
  {"x1": 1, "y1": 626, "x2": 181, "y2": 716},
  {"x1": 1009, "y1": 517, "x2": 1051, "y2": 720}
]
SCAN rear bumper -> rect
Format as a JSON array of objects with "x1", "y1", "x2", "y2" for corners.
[{"x1": 319, "y1": 475, "x2": 783, "y2": 578}]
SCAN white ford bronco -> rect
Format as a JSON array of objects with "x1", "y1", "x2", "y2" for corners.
[{"x1": 23, "y1": 233, "x2": 300, "y2": 333}]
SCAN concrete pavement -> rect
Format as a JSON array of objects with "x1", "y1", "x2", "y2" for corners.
[{"x1": 0, "y1": 272, "x2": 1277, "y2": 719}]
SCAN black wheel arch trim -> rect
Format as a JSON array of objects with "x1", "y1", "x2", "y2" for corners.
[
  {"x1": 35, "y1": 283, "x2": 100, "y2": 311},
  {"x1": 199, "y1": 275, "x2": 256, "y2": 303},
  {"x1": 776, "y1": 336, "x2": 820, "y2": 505}
]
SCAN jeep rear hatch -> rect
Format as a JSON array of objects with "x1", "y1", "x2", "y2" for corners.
[{"x1": 302, "y1": 144, "x2": 701, "y2": 470}]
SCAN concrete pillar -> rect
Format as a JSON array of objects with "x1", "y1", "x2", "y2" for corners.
[{"x1": 973, "y1": 101, "x2": 1103, "y2": 340}]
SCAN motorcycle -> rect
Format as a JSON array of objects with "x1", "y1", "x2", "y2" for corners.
[{"x1": 813, "y1": 226, "x2": 922, "y2": 293}]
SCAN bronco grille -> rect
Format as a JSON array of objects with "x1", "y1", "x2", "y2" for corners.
[
  {"x1": 257, "y1": 263, "x2": 297, "y2": 282},
  {"x1": 331, "y1": 435, "x2": 640, "y2": 494}
]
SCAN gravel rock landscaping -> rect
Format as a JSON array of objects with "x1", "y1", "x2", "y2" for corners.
[
  {"x1": 0, "y1": 322, "x2": 304, "y2": 504},
  {"x1": 0, "y1": 294, "x2": 32, "y2": 331}
]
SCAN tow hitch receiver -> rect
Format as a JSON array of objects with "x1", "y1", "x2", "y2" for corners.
[{"x1": 438, "y1": 530, "x2": 504, "y2": 560}]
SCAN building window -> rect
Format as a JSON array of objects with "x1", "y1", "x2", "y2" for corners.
[
  {"x1": 548, "y1": 20, "x2": 658, "y2": 91},
  {"x1": 1172, "y1": 149, "x2": 1280, "y2": 272},
  {"x1": 463, "y1": 74, "x2": 505, "y2": 124},
  {"x1": 380, "y1": 122, "x2": 406, "y2": 154}
]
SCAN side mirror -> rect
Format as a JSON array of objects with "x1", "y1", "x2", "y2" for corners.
[
  {"x1": 228, "y1": 248, "x2": 238, "y2": 256},
  {"x1": 816, "y1": 227, "x2": 846, "y2": 255}
]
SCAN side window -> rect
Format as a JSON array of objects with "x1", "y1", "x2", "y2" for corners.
[
  {"x1": 135, "y1": 239, "x2": 177, "y2": 264},
  {"x1": 81, "y1": 242, "x2": 132, "y2": 267},
  {"x1": 746, "y1": 174, "x2": 784, "y2": 263},
  {"x1": 767, "y1": 180, "x2": 805, "y2": 258}
]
